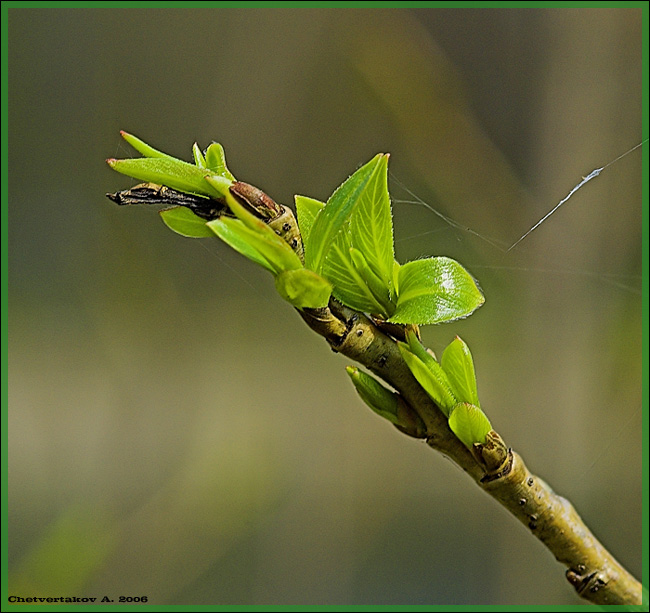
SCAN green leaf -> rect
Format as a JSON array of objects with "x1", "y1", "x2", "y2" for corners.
[
  {"x1": 120, "y1": 131, "x2": 176, "y2": 159},
  {"x1": 275, "y1": 269, "x2": 332, "y2": 309},
  {"x1": 295, "y1": 195, "x2": 325, "y2": 250},
  {"x1": 348, "y1": 154, "x2": 393, "y2": 285},
  {"x1": 207, "y1": 217, "x2": 301, "y2": 275},
  {"x1": 206, "y1": 175, "x2": 303, "y2": 275},
  {"x1": 107, "y1": 157, "x2": 220, "y2": 199},
  {"x1": 390, "y1": 257, "x2": 484, "y2": 325},
  {"x1": 192, "y1": 143, "x2": 207, "y2": 168},
  {"x1": 159, "y1": 206, "x2": 213, "y2": 238},
  {"x1": 448, "y1": 403, "x2": 492, "y2": 449},
  {"x1": 207, "y1": 218, "x2": 276, "y2": 273},
  {"x1": 306, "y1": 154, "x2": 385, "y2": 273},
  {"x1": 322, "y1": 231, "x2": 388, "y2": 314},
  {"x1": 345, "y1": 366, "x2": 400, "y2": 424},
  {"x1": 441, "y1": 336, "x2": 480, "y2": 407},
  {"x1": 204, "y1": 143, "x2": 236, "y2": 181},
  {"x1": 398, "y1": 343, "x2": 457, "y2": 415},
  {"x1": 349, "y1": 247, "x2": 393, "y2": 314}
]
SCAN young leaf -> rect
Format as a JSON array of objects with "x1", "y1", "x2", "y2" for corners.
[
  {"x1": 322, "y1": 232, "x2": 388, "y2": 314},
  {"x1": 349, "y1": 247, "x2": 393, "y2": 314},
  {"x1": 348, "y1": 154, "x2": 394, "y2": 286},
  {"x1": 390, "y1": 257, "x2": 484, "y2": 325},
  {"x1": 107, "y1": 157, "x2": 221, "y2": 199},
  {"x1": 448, "y1": 403, "x2": 492, "y2": 449},
  {"x1": 441, "y1": 336, "x2": 480, "y2": 407},
  {"x1": 306, "y1": 154, "x2": 385, "y2": 273},
  {"x1": 204, "y1": 143, "x2": 236, "y2": 181},
  {"x1": 295, "y1": 155, "x2": 395, "y2": 316},
  {"x1": 120, "y1": 131, "x2": 176, "y2": 159},
  {"x1": 295, "y1": 195, "x2": 325, "y2": 249},
  {"x1": 275, "y1": 269, "x2": 332, "y2": 309},
  {"x1": 207, "y1": 218, "x2": 277, "y2": 273},
  {"x1": 345, "y1": 366, "x2": 400, "y2": 424},
  {"x1": 398, "y1": 343, "x2": 457, "y2": 415},
  {"x1": 159, "y1": 206, "x2": 213, "y2": 238},
  {"x1": 207, "y1": 217, "x2": 302, "y2": 275},
  {"x1": 192, "y1": 143, "x2": 207, "y2": 168}
]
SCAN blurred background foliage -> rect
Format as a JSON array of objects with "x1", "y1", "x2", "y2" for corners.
[{"x1": 8, "y1": 6, "x2": 642, "y2": 606}]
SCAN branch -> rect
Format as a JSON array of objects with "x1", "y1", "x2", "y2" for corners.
[
  {"x1": 107, "y1": 152, "x2": 642, "y2": 605},
  {"x1": 299, "y1": 296, "x2": 642, "y2": 605}
]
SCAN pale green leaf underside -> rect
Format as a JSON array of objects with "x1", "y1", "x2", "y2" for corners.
[
  {"x1": 207, "y1": 219, "x2": 277, "y2": 273},
  {"x1": 441, "y1": 337, "x2": 480, "y2": 407},
  {"x1": 448, "y1": 403, "x2": 492, "y2": 449},
  {"x1": 307, "y1": 154, "x2": 385, "y2": 273},
  {"x1": 208, "y1": 217, "x2": 302, "y2": 275},
  {"x1": 159, "y1": 206, "x2": 213, "y2": 238},
  {"x1": 390, "y1": 257, "x2": 484, "y2": 325}
]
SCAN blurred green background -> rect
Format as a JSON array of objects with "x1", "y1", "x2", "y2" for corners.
[{"x1": 7, "y1": 6, "x2": 642, "y2": 606}]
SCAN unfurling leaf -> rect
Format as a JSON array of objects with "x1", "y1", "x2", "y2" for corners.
[
  {"x1": 441, "y1": 336, "x2": 480, "y2": 407},
  {"x1": 275, "y1": 269, "x2": 332, "y2": 308},
  {"x1": 307, "y1": 155, "x2": 394, "y2": 316},
  {"x1": 349, "y1": 247, "x2": 393, "y2": 314},
  {"x1": 204, "y1": 143, "x2": 236, "y2": 181},
  {"x1": 398, "y1": 343, "x2": 457, "y2": 415},
  {"x1": 207, "y1": 218, "x2": 276, "y2": 273},
  {"x1": 207, "y1": 218, "x2": 301, "y2": 275},
  {"x1": 390, "y1": 257, "x2": 484, "y2": 325},
  {"x1": 159, "y1": 206, "x2": 214, "y2": 238},
  {"x1": 192, "y1": 143, "x2": 207, "y2": 168},
  {"x1": 322, "y1": 233, "x2": 387, "y2": 314},
  {"x1": 347, "y1": 154, "x2": 393, "y2": 286},
  {"x1": 448, "y1": 403, "x2": 492, "y2": 449},
  {"x1": 119, "y1": 131, "x2": 176, "y2": 160},
  {"x1": 346, "y1": 366, "x2": 400, "y2": 423},
  {"x1": 306, "y1": 154, "x2": 386, "y2": 274},
  {"x1": 346, "y1": 366, "x2": 427, "y2": 438}
]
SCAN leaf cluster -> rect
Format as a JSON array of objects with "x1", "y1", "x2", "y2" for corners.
[
  {"x1": 108, "y1": 134, "x2": 484, "y2": 325},
  {"x1": 108, "y1": 133, "x2": 490, "y2": 448}
]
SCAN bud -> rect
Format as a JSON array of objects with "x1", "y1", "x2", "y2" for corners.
[{"x1": 346, "y1": 366, "x2": 426, "y2": 438}]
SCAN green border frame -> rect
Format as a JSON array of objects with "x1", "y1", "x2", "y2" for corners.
[{"x1": 1, "y1": 1, "x2": 647, "y2": 610}]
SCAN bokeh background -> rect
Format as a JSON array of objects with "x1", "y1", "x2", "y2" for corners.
[{"x1": 7, "y1": 6, "x2": 643, "y2": 606}]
